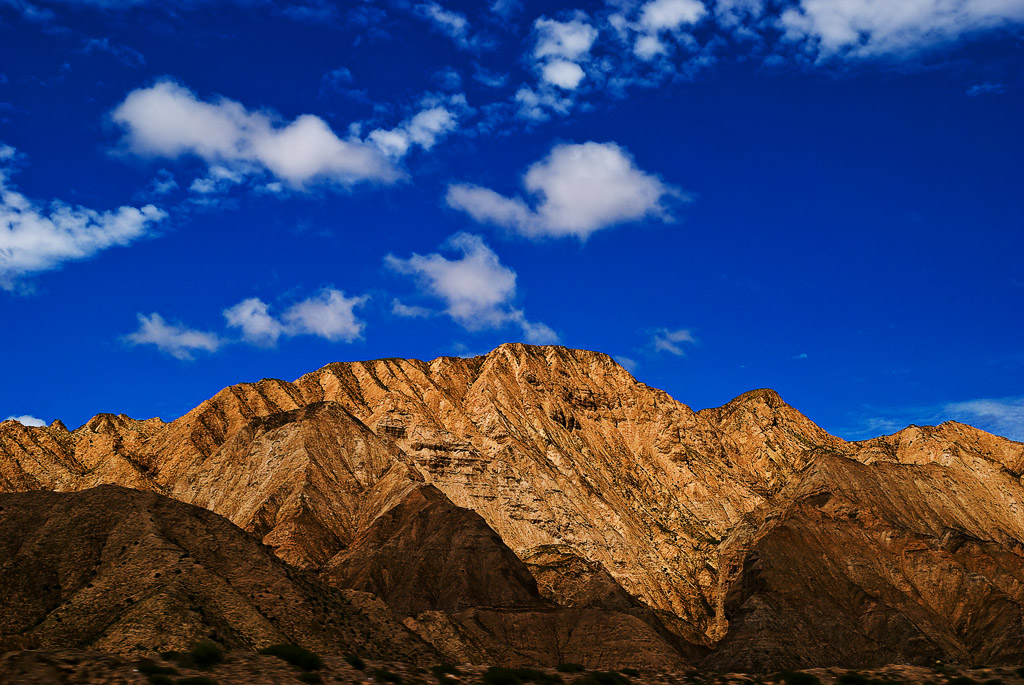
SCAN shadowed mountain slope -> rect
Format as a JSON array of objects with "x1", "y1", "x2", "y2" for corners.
[{"x1": 0, "y1": 485, "x2": 435, "y2": 661}]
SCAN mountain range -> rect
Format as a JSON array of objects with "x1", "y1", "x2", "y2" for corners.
[{"x1": 2, "y1": 343, "x2": 1023, "y2": 672}]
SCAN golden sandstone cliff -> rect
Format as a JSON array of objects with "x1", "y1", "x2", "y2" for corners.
[{"x1": 1, "y1": 343, "x2": 1023, "y2": 671}]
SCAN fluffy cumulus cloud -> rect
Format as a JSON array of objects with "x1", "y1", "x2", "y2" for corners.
[
  {"x1": 0, "y1": 145, "x2": 166, "y2": 290},
  {"x1": 779, "y1": 0, "x2": 1024, "y2": 57},
  {"x1": 653, "y1": 328, "x2": 696, "y2": 355},
  {"x1": 224, "y1": 289, "x2": 368, "y2": 346},
  {"x1": 540, "y1": 60, "x2": 586, "y2": 89},
  {"x1": 385, "y1": 233, "x2": 557, "y2": 343},
  {"x1": 446, "y1": 141, "x2": 682, "y2": 240},
  {"x1": 112, "y1": 80, "x2": 400, "y2": 189},
  {"x1": 4, "y1": 415, "x2": 47, "y2": 427},
  {"x1": 125, "y1": 313, "x2": 222, "y2": 360}
]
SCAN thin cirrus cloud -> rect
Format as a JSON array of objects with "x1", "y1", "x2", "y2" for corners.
[
  {"x1": 385, "y1": 232, "x2": 557, "y2": 344},
  {"x1": 223, "y1": 289, "x2": 369, "y2": 346},
  {"x1": 111, "y1": 79, "x2": 401, "y2": 190},
  {"x1": 850, "y1": 396, "x2": 1024, "y2": 442},
  {"x1": 0, "y1": 144, "x2": 166, "y2": 291},
  {"x1": 446, "y1": 141, "x2": 684, "y2": 240}
]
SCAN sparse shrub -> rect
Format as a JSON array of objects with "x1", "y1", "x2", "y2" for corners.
[
  {"x1": 345, "y1": 653, "x2": 367, "y2": 670},
  {"x1": 619, "y1": 669, "x2": 640, "y2": 678},
  {"x1": 299, "y1": 673, "x2": 323, "y2": 684},
  {"x1": 984, "y1": 680, "x2": 1005, "y2": 685},
  {"x1": 186, "y1": 639, "x2": 224, "y2": 669},
  {"x1": 950, "y1": 678, "x2": 978, "y2": 685},
  {"x1": 1016, "y1": 670, "x2": 1024, "y2": 680},
  {"x1": 258, "y1": 643, "x2": 323, "y2": 671},
  {"x1": 556, "y1": 664, "x2": 585, "y2": 674},
  {"x1": 147, "y1": 676, "x2": 175, "y2": 685},
  {"x1": 373, "y1": 668, "x2": 404, "y2": 683},
  {"x1": 838, "y1": 673, "x2": 868, "y2": 685}
]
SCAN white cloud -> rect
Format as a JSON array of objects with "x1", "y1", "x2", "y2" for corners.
[
  {"x1": 653, "y1": 328, "x2": 696, "y2": 355},
  {"x1": 513, "y1": 85, "x2": 573, "y2": 121},
  {"x1": 533, "y1": 16, "x2": 599, "y2": 61},
  {"x1": 112, "y1": 80, "x2": 400, "y2": 189},
  {"x1": 0, "y1": 147, "x2": 166, "y2": 290},
  {"x1": 446, "y1": 141, "x2": 682, "y2": 240},
  {"x1": 779, "y1": 0, "x2": 1024, "y2": 57},
  {"x1": 416, "y1": 2, "x2": 471, "y2": 47},
  {"x1": 223, "y1": 297, "x2": 285, "y2": 346},
  {"x1": 126, "y1": 313, "x2": 222, "y2": 360},
  {"x1": 4, "y1": 415, "x2": 46, "y2": 427},
  {"x1": 634, "y1": 34, "x2": 669, "y2": 59},
  {"x1": 385, "y1": 233, "x2": 556, "y2": 343},
  {"x1": 224, "y1": 289, "x2": 368, "y2": 345},
  {"x1": 368, "y1": 96, "x2": 464, "y2": 159},
  {"x1": 541, "y1": 60, "x2": 586, "y2": 89},
  {"x1": 283, "y1": 289, "x2": 368, "y2": 342},
  {"x1": 638, "y1": 0, "x2": 707, "y2": 31}
]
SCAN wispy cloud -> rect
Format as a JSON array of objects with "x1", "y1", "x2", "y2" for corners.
[
  {"x1": 415, "y1": 2, "x2": 473, "y2": 49},
  {"x1": 385, "y1": 233, "x2": 557, "y2": 343},
  {"x1": 847, "y1": 396, "x2": 1024, "y2": 442},
  {"x1": 653, "y1": 328, "x2": 696, "y2": 355},
  {"x1": 966, "y1": 82, "x2": 1006, "y2": 97},
  {"x1": 0, "y1": 144, "x2": 166, "y2": 290},
  {"x1": 125, "y1": 313, "x2": 222, "y2": 360}
]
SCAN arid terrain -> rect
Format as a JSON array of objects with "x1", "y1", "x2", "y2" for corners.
[{"x1": 2, "y1": 343, "x2": 1023, "y2": 682}]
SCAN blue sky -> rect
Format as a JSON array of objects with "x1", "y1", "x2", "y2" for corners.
[{"x1": 1, "y1": 0, "x2": 1022, "y2": 441}]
